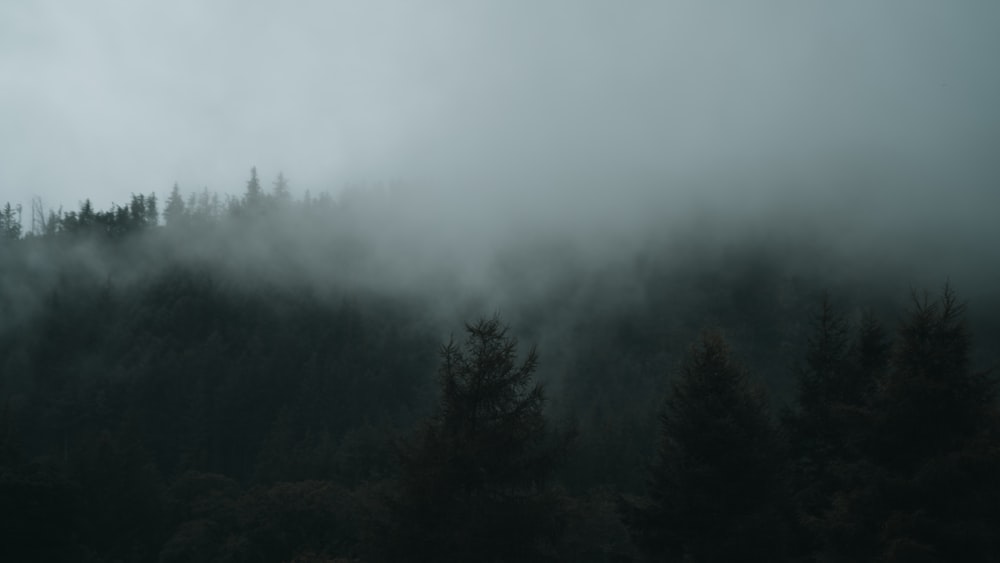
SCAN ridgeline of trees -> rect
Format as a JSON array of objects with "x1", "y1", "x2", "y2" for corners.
[{"x1": 1, "y1": 169, "x2": 998, "y2": 561}]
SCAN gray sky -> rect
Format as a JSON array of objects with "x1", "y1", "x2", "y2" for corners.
[{"x1": 1, "y1": 0, "x2": 998, "y2": 232}]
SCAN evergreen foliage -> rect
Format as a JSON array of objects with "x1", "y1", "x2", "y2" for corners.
[
  {"x1": 0, "y1": 176, "x2": 997, "y2": 561},
  {"x1": 630, "y1": 330, "x2": 789, "y2": 562},
  {"x1": 0, "y1": 203, "x2": 22, "y2": 241},
  {"x1": 386, "y1": 316, "x2": 566, "y2": 562}
]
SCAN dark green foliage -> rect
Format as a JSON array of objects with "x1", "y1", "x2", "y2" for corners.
[
  {"x1": 852, "y1": 308, "x2": 891, "y2": 390},
  {"x1": 1, "y1": 179, "x2": 999, "y2": 561},
  {"x1": 788, "y1": 287, "x2": 1000, "y2": 561},
  {"x1": 36, "y1": 194, "x2": 159, "y2": 239},
  {"x1": 70, "y1": 425, "x2": 165, "y2": 561},
  {"x1": 874, "y1": 287, "x2": 992, "y2": 467},
  {"x1": 782, "y1": 296, "x2": 889, "y2": 556},
  {"x1": 245, "y1": 166, "x2": 263, "y2": 203},
  {"x1": 861, "y1": 287, "x2": 1000, "y2": 560},
  {"x1": 1, "y1": 202, "x2": 22, "y2": 241},
  {"x1": 798, "y1": 293, "x2": 851, "y2": 410},
  {"x1": 160, "y1": 474, "x2": 359, "y2": 563},
  {"x1": 386, "y1": 316, "x2": 567, "y2": 562},
  {"x1": 630, "y1": 330, "x2": 789, "y2": 562},
  {"x1": 0, "y1": 459, "x2": 78, "y2": 561}
]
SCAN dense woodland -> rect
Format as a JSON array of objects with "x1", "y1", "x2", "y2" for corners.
[{"x1": 1, "y1": 169, "x2": 998, "y2": 562}]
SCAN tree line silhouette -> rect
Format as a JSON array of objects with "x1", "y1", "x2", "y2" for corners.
[{"x1": 1, "y1": 169, "x2": 998, "y2": 561}]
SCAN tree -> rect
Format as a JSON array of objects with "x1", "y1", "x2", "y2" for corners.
[
  {"x1": 0, "y1": 203, "x2": 22, "y2": 241},
  {"x1": 244, "y1": 166, "x2": 264, "y2": 208},
  {"x1": 195, "y1": 187, "x2": 215, "y2": 219},
  {"x1": 44, "y1": 208, "x2": 60, "y2": 236},
  {"x1": 798, "y1": 293, "x2": 850, "y2": 411},
  {"x1": 850, "y1": 308, "x2": 891, "y2": 395},
  {"x1": 386, "y1": 316, "x2": 565, "y2": 562},
  {"x1": 273, "y1": 172, "x2": 291, "y2": 204},
  {"x1": 815, "y1": 286, "x2": 1000, "y2": 561},
  {"x1": 874, "y1": 286, "x2": 992, "y2": 468},
  {"x1": 145, "y1": 192, "x2": 159, "y2": 226},
  {"x1": 79, "y1": 199, "x2": 95, "y2": 228},
  {"x1": 164, "y1": 183, "x2": 186, "y2": 227},
  {"x1": 631, "y1": 330, "x2": 788, "y2": 562},
  {"x1": 783, "y1": 297, "x2": 888, "y2": 558}
]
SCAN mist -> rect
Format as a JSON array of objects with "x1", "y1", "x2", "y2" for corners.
[
  {"x1": 2, "y1": 0, "x2": 998, "y2": 390},
  {"x1": 2, "y1": 3, "x2": 1000, "y2": 561},
  {"x1": 3, "y1": 1, "x2": 998, "y2": 239}
]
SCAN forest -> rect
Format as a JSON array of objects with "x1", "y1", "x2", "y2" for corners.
[{"x1": 1, "y1": 169, "x2": 998, "y2": 562}]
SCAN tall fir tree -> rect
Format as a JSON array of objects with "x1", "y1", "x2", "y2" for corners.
[
  {"x1": 272, "y1": 172, "x2": 291, "y2": 204},
  {"x1": 0, "y1": 203, "x2": 21, "y2": 241},
  {"x1": 784, "y1": 297, "x2": 888, "y2": 559},
  {"x1": 163, "y1": 183, "x2": 186, "y2": 226},
  {"x1": 385, "y1": 316, "x2": 565, "y2": 563},
  {"x1": 631, "y1": 330, "x2": 789, "y2": 562},
  {"x1": 867, "y1": 286, "x2": 1000, "y2": 560},
  {"x1": 244, "y1": 166, "x2": 264, "y2": 210},
  {"x1": 819, "y1": 286, "x2": 1000, "y2": 561}
]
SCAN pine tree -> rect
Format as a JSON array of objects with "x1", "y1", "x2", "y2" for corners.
[
  {"x1": 79, "y1": 199, "x2": 95, "y2": 228},
  {"x1": 144, "y1": 193, "x2": 159, "y2": 226},
  {"x1": 848, "y1": 308, "x2": 890, "y2": 400},
  {"x1": 164, "y1": 183, "x2": 186, "y2": 227},
  {"x1": 799, "y1": 293, "x2": 850, "y2": 410},
  {"x1": 632, "y1": 330, "x2": 788, "y2": 562},
  {"x1": 874, "y1": 286, "x2": 992, "y2": 468},
  {"x1": 195, "y1": 187, "x2": 213, "y2": 219},
  {"x1": 0, "y1": 203, "x2": 22, "y2": 241},
  {"x1": 244, "y1": 166, "x2": 264, "y2": 209},
  {"x1": 828, "y1": 286, "x2": 1000, "y2": 561},
  {"x1": 386, "y1": 316, "x2": 565, "y2": 562},
  {"x1": 784, "y1": 297, "x2": 887, "y2": 558},
  {"x1": 273, "y1": 172, "x2": 291, "y2": 203}
]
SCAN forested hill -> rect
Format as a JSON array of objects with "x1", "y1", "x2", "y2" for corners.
[{"x1": 1, "y1": 170, "x2": 998, "y2": 561}]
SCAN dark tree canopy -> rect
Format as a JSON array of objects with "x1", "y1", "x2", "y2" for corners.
[
  {"x1": 632, "y1": 330, "x2": 789, "y2": 562},
  {"x1": 1, "y1": 176, "x2": 999, "y2": 561},
  {"x1": 387, "y1": 316, "x2": 565, "y2": 563}
]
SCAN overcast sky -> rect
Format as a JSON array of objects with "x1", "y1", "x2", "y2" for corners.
[{"x1": 1, "y1": 0, "x2": 998, "y2": 232}]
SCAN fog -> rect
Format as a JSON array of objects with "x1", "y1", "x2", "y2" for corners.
[
  {"x1": 2, "y1": 1, "x2": 999, "y2": 300},
  {"x1": 4, "y1": 7, "x2": 1000, "y2": 557}
]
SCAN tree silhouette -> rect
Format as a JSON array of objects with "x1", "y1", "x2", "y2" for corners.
[
  {"x1": 244, "y1": 166, "x2": 264, "y2": 209},
  {"x1": 386, "y1": 316, "x2": 565, "y2": 562},
  {"x1": 873, "y1": 286, "x2": 992, "y2": 468},
  {"x1": 273, "y1": 171, "x2": 291, "y2": 203},
  {"x1": 163, "y1": 183, "x2": 186, "y2": 226},
  {"x1": 808, "y1": 286, "x2": 1000, "y2": 561},
  {"x1": 0, "y1": 203, "x2": 21, "y2": 241},
  {"x1": 864, "y1": 286, "x2": 1000, "y2": 560},
  {"x1": 631, "y1": 330, "x2": 788, "y2": 562},
  {"x1": 784, "y1": 297, "x2": 888, "y2": 558}
]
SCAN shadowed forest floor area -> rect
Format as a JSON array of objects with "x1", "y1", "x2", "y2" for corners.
[{"x1": 1, "y1": 180, "x2": 998, "y2": 561}]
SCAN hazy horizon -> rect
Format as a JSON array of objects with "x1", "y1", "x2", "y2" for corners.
[{"x1": 3, "y1": 1, "x2": 998, "y2": 219}]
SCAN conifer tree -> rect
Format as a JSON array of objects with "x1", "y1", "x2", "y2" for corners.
[
  {"x1": 387, "y1": 316, "x2": 564, "y2": 562},
  {"x1": 244, "y1": 166, "x2": 264, "y2": 209},
  {"x1": 163, "y1": 183, "x2": 186, "y2": 227},
  {"x1": 632, "y1": 330, "x2": 788, "y2": 562},
  {"x1": 785, "y1": 297, "x2": 886, "y2": 558},
  {"x1": 0, "y1": 203, "x2": 22, "y2": 241},
  {"x1": 273, "y1": 172, "x2": 291, "y2": 203},
  {"x1": 827, "y1": 286, "x2": 1000, "y2": 561},
  {"x1": 144, "y1": 192, "x2": 159, "y2": 226},
  {"x1": 874, "y1": 286, "x2": 992, "y2": 467},
  {"x1": 799, "y1": 293, "x2": 850, "y2": 411},
  {"x1": 848, "y1": 308, "x2": 890, "y2": 401}
]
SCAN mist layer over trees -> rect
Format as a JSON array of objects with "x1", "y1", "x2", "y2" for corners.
[{"x1": 1, "y1": 171, "x2": 999, "y2": 561}]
